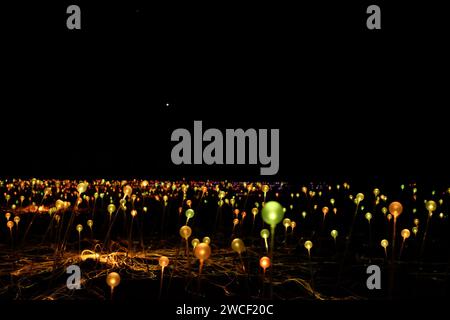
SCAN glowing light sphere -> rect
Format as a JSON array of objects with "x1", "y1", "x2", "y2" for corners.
[
  {"x1": 179, "y1": 226, "x2": 192, "y2": 240},
  {"x1": 330, "y1": 198, "x2": 335, "y2": 206},
  {"x1": 202, "y1": 236, "x2": 211, "y2": 245},
  {"x1": 233, "y1": 218, "x2": 239, "y2": 226},
  {"x1": 5, "y1": 212, "x2": 11, "y2": 220},
  {"x1": 331, "y1": 229, "x2": 338, "y2": 240},
  {"x1": 304, "y1": 240, "x2": 313, "y2": 251},
  {"x1": 131, "y1": 209, "x2": 137, "y2": 218},
  {"x1": 381, "y1": 239, "x2": 389, "y2": 248},
  {"x1": 387, "y1": 214, "x2": 392, "y2": 222},
  {"x1": 302, "y1": 211, "x2": 307, "y2": 218},
  {"x1": 425, "y1": 200, "x2": 437, "y2": 212},
  {"x1": 365, "y1": 212, "x2": 372, "y2": 222},
  {"x1": 439, "y1": 212, "x2": 444, "y2": 219},
  {"x1": 14, "y1": 216, "x2": 20, "y2": 224},
  {"x1": 382, "y1": 207, "x2": 388, "y2": 215},
  {"x1": 76, "y1": 224, "x2": 83, "y2": 233},
  {"x1": 322, "y1": 206, "x2": 329, "y2": 215},
  {"x1": 262, "y1": 185, "x2": 270, "y2": 193},
  {"x1": 194, "y1": 243, "x2": 211, "y2": 262},
  {"x1": 333, "y1": 208, "x2": 338, "y2": 214},
  {"x1": 77, "y1": 182, "x2": 88, "y2": 194},
  {"x1": 373, "y1": 188, "x2": 380, "y2": 196},
  {"x1": 191, "y1": 238, "x2": 200, "y2": 249},
  {"x1": 389, "y1": 201, "x2": 403, "y2": 218},
  {"x1": 87, "y1": 220, "x2": 93, "y2": 228},
  {"x1": 259, "y1": 256, "x2": 271, "y2": 271},
  {"x1": 231, "y1": 238, "x2": 246, "y2": 254},
  {"x1": 414, "y1": 218, "x2": 419, "y2": 226},
  {"x1": 186, "y1": 199, "x2": 192, "y2": 207},
  {"x1": 412, "y1": 227, "x2": 418, "y2": 236},
  {"x1": 251, "y1": 208, "x2": 258, "y2": 217},
  {"x1": 260, "y1": 229, "x2": 270, "y2": 239},
  {"x1": 140, "y1": 180, "x2": 149, "y2": 188},
  {"x1": 11, "y1": 204, "x2": 16, "y2": 210},
  {"x1": 283, "y1": 218, "x2": 291, "y2": 229},
  {"x1": 106, "y1": 272, "x2": 121, "y2": 289},
  {"x1": 262, "y1": 201, "x2": 284, "y2": 227},
  {"x1": 356, "y1": 193, "x2": 364, "y2": 203},
  {"x1": 163, "y1": 195, "x2": 169, "y2": 202},
  {"x1": 107, "y1": 204, "x2": 116, "y2": 215},
  {"x1": 159, "y1": 256, "x2": 169, "y2": 268},
  {"x1": 7, "y1": 221, "x2": 14, "y2": 230},
  {"x1": 185, "y1": 209, "x2": 195, "y2": 219},
  {"x1": 291, "y1": 221, "x2": 296, "y2": 229},
  {"x1": 401, "y1": 229, "x2": 410, "y2": 239},
  {"x1": 123, "y1": 185, "x2": 132, "y2": 198}
]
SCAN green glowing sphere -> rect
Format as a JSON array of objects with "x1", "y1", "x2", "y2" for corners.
[
  {"x1": 260, "y1": 229, "x2": 270, "y2": 239},
  {"x1": 262, "y1": 201, "x2": 284, "y2": 226},
  {"x1": 185, "y1": 209, "x2": 195, "y2": 219}
]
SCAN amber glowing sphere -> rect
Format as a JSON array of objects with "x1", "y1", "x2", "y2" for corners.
[
  {"x1": 259, "y1": 256, "x2": 271, "y2": 270},
  {"x1": 291, "y1": 221, "x2": 297, "y2": 229},
  {"x1": 304, "y1": 240, "x2": 313, "y2": 251},
  {"x1": 179, "y1": 226, "x2": 192, "y2": 240},
  {"x1": 77, "y1": 182, "x2": 88, "y2": 194},
  {"x1": 425, "y1": 200, "x2": 437, "y2": 212},
  {"x1": 186, "y1": 200, "x2": 192, "y2": 207},
  {"x1": 202, "y1": 236, "x2": 211, "y2": 245},
  {"x1": 191, "y1": 238, "x2": 200, "y2": 249},
  {"x1": 185, "y1": 209, "x2": 195, "y2": 219},
  {"x1": 159, "y1": 256, "x2": 169, "y2": 268},
  {"x1": 356, "y1": 193, "x2": 365, "y2": 203},
  {"x1": 76, "y1": 224, "x2": 83, "y2": 233},
  {"x1": 262, "y1": 201, "x2": 284, "y2": 227},
  {"x1": 233, "y1": 218, "x2": 239, "y2": 226},
  {"x1": 389, "y1": 201, "x2": 403, "y2": 218},
  {"x1": 373, "y1": 188, "x2": 380, "y2": 196},
  {"x1": 262, "y1": 185, "x2": 270, "y2": 193},
  {"x1": 260, "y1": 229, "x2": 270, "y2": 239},
  {"x1": 381, "y1": 239, "x2": 389, "y2": 248},
  {"x1": 131, "y1": 210, "x2": 137, "y2": 217},
  {"x1": 140, "y1": 180, "x2": 149, "y2": 188},
  {"x1": 107, "y1": 204, "x2": 116, "y2": 214},
  {"x1": 194, "y1": 243, "x2": 211, "y2": 261},
  {"x1": 123, "y1": 185, "x2": 132, "y2": 197},
  {"x1": 5, "y1": 212, "x2": 11, "y2": 220},
  {"x1": 283, "y1": 218, "x2": 291, "y2": 229},
  {"x1": 87, "y1": 220, "x2": 93, "y2": 228},
  {"x1": 401, "y1": 229, "x2": 411, "y2": 239},
  {"x1": 231, "y1": 238, "x2": 246, "y2": 254},
  {"x1": 7, "y1": 221, "x2": 14, "y2": 229},
  {"x1": 322, "y1": 207, "x2": 329, "y2": 215},
  {"x1": 106, "y1": 272, "x2": 121, "y2": 288},
  {"x1": 414, "y1": 218, "x2": 419, "y2": 226},
  {"x1": 14, "y1": 216, "x2": 20, "y2": 224}
]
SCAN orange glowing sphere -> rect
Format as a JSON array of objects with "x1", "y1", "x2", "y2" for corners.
[
  {"x1": 123, "y1": 185, "x2": 132, "y2": 197},
  {"x1": 186, "y1": 200, "x2": 192, "y2": 207},
  {"x1": 159, "y1": 256, "x2": 169, "y2": 268},
  {"x1": 191, "y1": 238, "x2": 200, "y2": 249},
  {"x1": 259, "y1": 256, "x2": 271, "y2": 270},
  {"x1": 7, "y1": 221, "x2": 14, "y2": 229},
  {"x1": 131, "y1": 209, "x2": 137, "y2": 217},
  {"x1": 106, "y1": 272, "x2": 121, "y2": 288},
  {"x1": 234, "y1": 209, "x2": 240, "y2": 216},
  {"x1": 5, "y1": 212, "x2": 11, "y2": 220},
  {"x1": 233, "y1": 218, "x2": 239, "y2": 226},
  {"x1": 14, "y1": 216, "x2": 20, "y2": 224},
  {"x1": 388, "y1": 201, "x2": 403, "y2": 218},
  {"x1": 322, "y1": 207, "x2": 329, "y2": 215},
  {"x1": 179, "y1": 226, "x2": 192, "y2": 240},
  {"x1": 194, "y1": 243, "x2": 211, "y2": 261},
  {"x1": 401, "y1": 229, "x2": 410, "y2": 239}
]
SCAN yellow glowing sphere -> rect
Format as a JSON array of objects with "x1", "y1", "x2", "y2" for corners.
[
  {"x1": 106, "y1": 272, "x2": 121, "y2": 289},
  {"x1": 262, "y1": 185, "x2": 270, "y2": 193},
  {"x1": 401, "y1": 229, "x2": 410, "y2": 239},
  {"x1": 179, "y1": 226, "x2": 192, "y2": 240},
  {"x1": 231, "y1": 238, "x2": 246, "y2": 254},
  {"x1": 191, "y1": 238, "x2": 200, "y2": 249},
  {"x1": 330, "y1": 198, "x2": 335, "y2": 206},
  {"x1": 365, "y1": 212, "x2": 372, "y2": 222},
  {"x1": 304, "y1": 240, "x2": 313, "y2": 251},
  {"x1": 381, "y1": 239, "x2": 389, "y2": 248},
  {"x1": 291, "y1": 221, "x2": 296, "y2": 229},
  {"x1": 219, "y1": 191, "x2": 225, "y2": 199},
  {"x1": 414, "y1": 218, "x2": 419, "y2": 226},
  {"x1": 331, "y1": 229, "x2": 338, "y2": 239},
  {"x1": 373, "y1": 188, "x2": 380, "y2": 196},
  {"x1": 76, "y1": 224, "x2": 83, "y2": 233},
  {"x1": 76, "y1": 182, "x2": 87, "y2": 194},
  {"x1": 425, "y1": 200, "x2": 437, "y2": 212},
  {"x1": 7, "y1": 221, "x2": 14, "y2": 229},
  {"x1": 283, "y1": 218, "x2": 291, "y2": 229},
  {"x1": 194, "y1": 243, "x2": 211, "y2": 262},
  {"x1": 412, "y1": 227, "x2": 418, "y2": 235},
  {"x1": 129, "y1": 209, "x2": 137, "y2": 218},
  {"x1": 186, "y1": 200, "x2": 192, "y2": 207},
  {"x1": 302, "y1": 211, "x2": 307, "y2": 218},
  {"x1": 260, "y1": 229, "x2": 270, "y2": 239},
  {"x1": 439, "y1": 212, "x2": 444, "y2": 219},
  {"x1": 251, "y1": 208, "x2": 258, "y2": 216},
  {"x1": 382, "y1": 207, "x2": 388, "y2": 215},
  {"x1": 107, "y1": 204, "x2": 116, "y2": 214},
  {"x1": 87, "y1": 219, "x2": 93, "y2": 228},
  {"x1": 259, "y1": 256, "x2": 271, "y2": 270},
  {"x1": 185, "y1": 209, "x2": 195, "y2": 219},
  {"x1": 356, "y1": 193, "x2": 364, "y2": 203},
  {"x1": 322, "y1": 206, "x2": 329, "y2": 215},
  {"x1": 123, "y1": 185, "x2": 132, "y2": 197},
  {"x1": 163, "y1": 195, "x2": 169, "y2": 202},
  {"x1": 5, "y1": 212, "x2": 11, "y2": 220},
  {"x1": 262, "y1": 201, "x2": 284, "y2": 227},
  {"x1": 389, "y1": 201, "x2": 403, "y2": 218},
  {"x1": 11, "y1": 204, "x2": 16, "y2": 210},
  {"x1": 202, "y1": 236, "x2": 211, "y2": 245},
  {"x1": 14, "y1": 216, "x2": 20, "y2": 224},
  {"x1": 140, "y1": 180, "x2": 149, "y2": 188},
  {"x1": 387, "y1": 214, "x2": 392, "y2": 221},
  {"x1": 159, "y1": 256, "x2": 169, "y2": 268}
]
